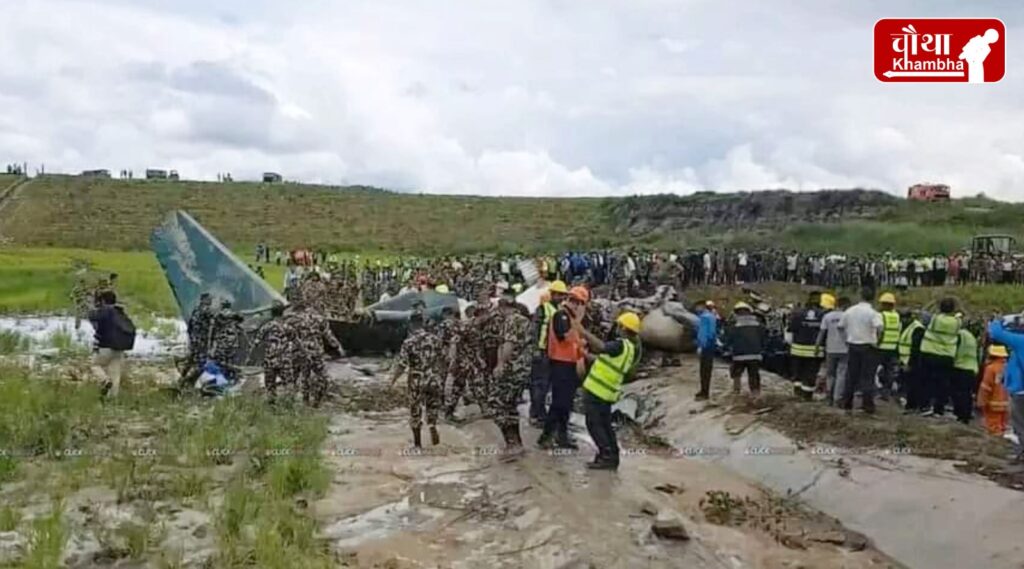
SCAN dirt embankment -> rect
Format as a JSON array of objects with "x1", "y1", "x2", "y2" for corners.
[{"x1": 610, "y1": 189, "x2": 897, "y2": 236}]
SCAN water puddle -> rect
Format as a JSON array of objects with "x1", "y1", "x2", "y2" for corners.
[
  {"x1": 322, "y1": 497, "x2": 445, "y2": 549},
  {"x1": 0, "y1": 315, "x2": 187, "y2": 357}
]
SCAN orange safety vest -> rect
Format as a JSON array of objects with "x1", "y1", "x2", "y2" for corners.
[{"x1": 547, "y1": 310, "x2": 581, "y2": 363}]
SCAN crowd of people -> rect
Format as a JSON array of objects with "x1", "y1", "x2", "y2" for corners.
[
  {"x1": 696, "y1": 288, "x2": 1022, "y2": 457},
  {"x1": 270, "y1": 246, "x2": 1024, "y2": 318},
  {"x1": 76, "y1": 239, "x2": 1024, "y2": 469}
]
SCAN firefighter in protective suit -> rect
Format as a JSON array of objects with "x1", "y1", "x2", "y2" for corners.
[{"x1": 788, "y1": 291, "x2": 824, "y2": 400}]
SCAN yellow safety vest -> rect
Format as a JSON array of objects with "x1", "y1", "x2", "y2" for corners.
[
  {"x1": 953, "y1": 329, "x2": 978, "y2": 373},
  {"x1": 920, "y1": 314, "x2": 960, "y2": 359},
  {"x1": 878, "y1": 311, "x2": 902, "y2": 352},
  {"x1": 583, "y1": 339, "x2": 637, "y2": 403},
  {"x1": 897, "y1": 320, "x2": 923, "y2": 366},
  {"x1": 536, "y1": 302, "x2": 557, "y2": 350}
]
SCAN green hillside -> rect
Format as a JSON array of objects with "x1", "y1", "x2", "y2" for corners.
[
  {"x1": 0, "y1": 175, "x2": 608, "y2": 254},
  {"x1": 1, "y1": 174, "x2": 1023, "y2": 254}
]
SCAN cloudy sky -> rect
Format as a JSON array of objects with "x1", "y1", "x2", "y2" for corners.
[{"x1": 1, "y1": 0, "x2": 1021, "y2": 199}]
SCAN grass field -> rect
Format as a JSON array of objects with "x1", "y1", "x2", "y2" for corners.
[
  {"x1": 0, "y1": 175, "x2": 609, "y2": 253},
  {"x1": 0, "y1": 363, "x2": 333, "y2": 567},
  {"x1": 3, "y1": 175, "x2": 1024, "y2": 255},
  {"x1": 0, "y1": 247, "x2": 285, "y2": 317}
]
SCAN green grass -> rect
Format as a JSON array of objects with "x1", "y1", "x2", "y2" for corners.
[
  {"x1": 22, "y1": 500, "x2": 68, "y2": 569},
  {"x1": 0, "y1": 505, "x2": 22, "y2": 531},
  {"x1": 0, "y1": 175, "x2": 609, "y2": 253},
  {"x1": 0, "y1": 246, "x2": 285, "y2": 316},
  {"x1": 0, "y1": 329, "x2": 32, "y2": 354},
  {"x1": 0, "y1": 363, "x2": 334, "y2": 567}
]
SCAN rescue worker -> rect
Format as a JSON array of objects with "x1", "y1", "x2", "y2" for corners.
[
  {"x1": 179, "y1": 293, "x2": 215, "y2": 389},
  {"x1": 816, "y1": 295, "x2": 849, "y2": 405},
  {"x1": 951, "y1": 320, "x2": 978, "y2": 423},
  {"x1": 390, "y1": 312, "x2": 446, "y2": 447},
  {"x1": 445, "y1": 304, "x2": 488, "y2": 421},
  {"x1": 287, "y1": 301, "x2": 345, "y2": 407},
  {"x1": 694, "y1": 300, "x2": 718, "y2": 401},
  {"x1": 919, "y1": 298, "x2": 961, "y2": 417},
  {"x1": 727, "y1": 302, "x2": 764, "y2": 397},
  {"x1": 488, "y1": 290, "x2": 533, "y2": 452},
  {"x1": 876, "y1": 292, "x2": 903, "y2": 400},
  {"x1": 530, "y1": 281, "x2": 568, "y2": 426},
  {"x1": 898, "y1": 310, "x2": 927, "y2": 411},
  {"x1": 301, "y1": 271, "x2": 328, "y2": 312},
  {"x1": 987, "y1": 318, "x2": 1024, "y2": 463},
  {"x1": 977, "y1": 344, "x2": 1011, "y2": 435},
  {"x1": 210, "y1": 300, "x2": 243, "y2": 383},
  {"x1": 253, "y1": 302, "x2": 299, "y2": 402},
  {"x1": 538, "y1": 285, "x2": 588, "y2": 450},
  {"x1": 70, "y1": 273, "x2": 93, "y2": 330},
  {"x1": 789, "y1": 291, "x2": 824, "y2": 400},
  {"x1": 433, "y1": 306, "x2": 460, "y2": 382},
  {"x1": 575, "y1": 311, "x2": 642, "y2": 470}
]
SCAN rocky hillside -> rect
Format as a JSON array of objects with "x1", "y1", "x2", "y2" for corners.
[{"x1": 609, "y1": 189, "x2": 899, "y2": 235}]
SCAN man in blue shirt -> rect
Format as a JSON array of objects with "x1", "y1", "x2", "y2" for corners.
[
  {"x1": 695, "y1": 301, "x2": 718, "y2": 401},
  {"x1": 987, "y1": 318, "x2": 1024, "y2": 462}
]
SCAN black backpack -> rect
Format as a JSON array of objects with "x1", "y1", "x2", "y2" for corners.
[{"x1": 108, "y1": 307, "x2": 137, "y2": 351}]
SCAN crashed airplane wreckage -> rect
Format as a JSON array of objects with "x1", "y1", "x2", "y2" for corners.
[
  {"x1": 150, "y1": 210, "x2": 466, "y2": 356},
  {"x1": 150, "y1": 211, "x2": 723, "y2": 359}
]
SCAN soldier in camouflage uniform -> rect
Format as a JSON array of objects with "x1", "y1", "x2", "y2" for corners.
[
  {"x1": 488, "y1": 292, "x2": 533, "y2": 450},
  {"x1": 432, "y1": 306, "x2": 459, "y2": 375},
  {"x1": 210, "y1": 300, "x2": 244, "y2": 382},
  {"x1": 446, "y1": 300, "x2": 499, "y2": 420},
  {"x1": 70, "y1": 273, "x2": 94, "y2": 330},
  {"x1": 179, "y1": 293, "x2": 215, "y2": 389},
  {"x1": 253, "y1": 302, "x2": 299, "y2": 402},
  {"x1": 285, "y1": 301, "x2": 345, "y2": 407},
  {"x1": 390, "y1": 312, "x2": 446, "y2": 447},
  {"x1": 300, "y1": 271, "x2": 328, "y2": 313}
]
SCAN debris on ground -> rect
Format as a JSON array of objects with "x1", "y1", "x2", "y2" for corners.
[
  {"x1": 653, "y1": 483, "x2": 684, "y2": 495},
  {"x1": 639, "y1": 501, "x2": 659, "y2": 516},
  {"x1": 651, "y1": 517, "x2": 690, "y2": 541}
]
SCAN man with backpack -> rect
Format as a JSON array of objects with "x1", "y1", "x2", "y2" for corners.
[{"x1": 89, "y1": 290, "x2": 136, "y2": 398}]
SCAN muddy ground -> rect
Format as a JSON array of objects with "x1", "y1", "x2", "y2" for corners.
[
  {"x1": 8, "y1": 350, "x2": 1021, "y2": 568},
  {"x1": 307, "y1": 358, "x2": 899, "y2": 569}
]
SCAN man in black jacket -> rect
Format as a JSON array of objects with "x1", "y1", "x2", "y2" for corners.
[
  {"x1": 728, "y1": 302, "x2": 764, "y2": 396},
  {"x1": 89, "y1": 291, "x2": 131, "y2": 398}
]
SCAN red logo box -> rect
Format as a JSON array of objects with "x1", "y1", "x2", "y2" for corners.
[{"x1": 874, "y1": 18, "x2": 1005, "y2": 83}]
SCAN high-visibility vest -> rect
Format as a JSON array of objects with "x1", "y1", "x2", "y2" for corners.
[
  {"x1": 920, "y1": 314, "x2": 960, "y2": 359},
  {"x1": 898, "y1": 320, "x2": 923, "y2": 366},
  {"x1": 583, "y1": 339, "x2": 637, "y2": 403},
  {"x1": 790, "y1": 307, "x2": 823, "y2": 359},
  {"x1": 536, "y1": 302, "x2": 557, "y2": 350},
  {"x1": 878, "y1": 311, "x2": 902, "y2": 352},
  {"x1": 547, "y1": 311, "x2": 581, "y2": 363},
  {"x1": 954, "y1": 329, "x2": 978, "y2": 373}
]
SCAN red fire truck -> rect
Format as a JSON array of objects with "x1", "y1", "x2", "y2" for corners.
[{"x1": 907, "y1": 183, "x2": 950, "y2": 202}]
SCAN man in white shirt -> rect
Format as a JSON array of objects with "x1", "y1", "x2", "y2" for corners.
[{"x1": 838, "y1": 287, "x2": 883, "y2": 413}]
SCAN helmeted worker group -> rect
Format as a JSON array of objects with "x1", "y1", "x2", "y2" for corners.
[{"x1": 384, "y1": 278, "x2": 643, "y2": 470}]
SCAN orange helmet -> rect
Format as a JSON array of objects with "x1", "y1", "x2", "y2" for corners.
[{"x1": 569, "y1": 286, "x2": 590, "y2": 303}]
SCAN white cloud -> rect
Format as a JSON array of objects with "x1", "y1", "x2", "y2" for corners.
[{"x1": 0, "y1": 0, "x2": 1021, "y2": 200}]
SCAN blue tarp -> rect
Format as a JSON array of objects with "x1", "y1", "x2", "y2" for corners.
[{"x1": 150, "y1": 210, "x2": 285, "y2": 320}]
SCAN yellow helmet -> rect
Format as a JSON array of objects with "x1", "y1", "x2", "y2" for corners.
[
  {"x1": 879, "y1": 292, "x2": 896, "y2": 305},
  {"x1": 617, "y1": 312, "x2": 641, "y2": 334},
  {"x1": 989, "y1": 345, "x2": 1009, "y2": 358},
  {"x1": 548, "y1": 280, "x2": 568, "y2": 294},
  {"x1": 820, "y1": 294, "x2": 836, "y2": 310},
  {"x1": 734, "y1": 301, "x2": 752, "y2": 311},
  {"x1": 435, "y1": 284, "x2": 450, "y2": 294}
]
